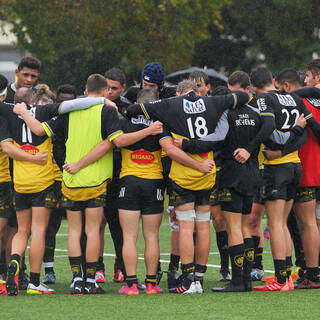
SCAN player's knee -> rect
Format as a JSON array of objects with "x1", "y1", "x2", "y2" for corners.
[
  {"x1": 176, "y1": 209, "x2": 195, "y2": 221},
  {"x1": 195, "y1": 211, "x2": 211, "y2": 222}
]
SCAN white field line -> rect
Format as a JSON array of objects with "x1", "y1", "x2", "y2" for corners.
[{"x1": 44, "y1": 248, "x2": 274, "y2": 274}]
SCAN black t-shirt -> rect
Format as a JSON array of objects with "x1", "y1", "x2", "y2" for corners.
[
  {"x1": 128, "y1": 91, "x2": 247, "y2": 139},
  {"x1": 113, "y1": 95, "x2": 131, "y2": 116}
]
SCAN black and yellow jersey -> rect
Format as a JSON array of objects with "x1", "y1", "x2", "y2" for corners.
[
  {"x1": 126, "y1": 91, "x2": 250, "y2": 191},
  {"x1": 0, "y1": 117, "x2": 12, "y2": 183},
  {"x1": 53, "y1": 105, "x2": 123, "y2": 201},
  {"x1": 257, "y1": 90, "x2": 313, "y2": 165},
  {"x1": 0, "y1": 102, "x2": 62, "y2": 193},
  {"x1": 181, "y1": 105, "x2": 265, "y2": 195},
  {"x1": 120, "y1": 115, "x2": 169, "y2": 180}
]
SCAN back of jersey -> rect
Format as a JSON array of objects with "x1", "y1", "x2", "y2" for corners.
[
  {"x1": 258, "y1": 90, "x2": 308, "y2": 165},
  {"x1": 165, "y1": 93, "x2": 235, "y2": 191},
  {"x1": 139, "y1": 91, "x2": 238, "y2": 191},
  {"x1": 120, "y1": 116, "x2": 164, "y2": 180}
]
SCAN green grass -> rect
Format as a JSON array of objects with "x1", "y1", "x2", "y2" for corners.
[{"x1": 2, "y1": 214, "x2": 320, "y2": 320}]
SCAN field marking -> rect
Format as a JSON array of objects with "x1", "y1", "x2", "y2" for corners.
[{"x1": 51, "y1": 248, "x2": 274, "y2": 273}]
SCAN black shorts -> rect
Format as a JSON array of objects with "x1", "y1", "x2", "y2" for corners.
[
  {"x1": 315, "y1": 186, "x2": 320, "y2": 202},
  {"x1": 209, "y1": 185, "x2": 219, "y2": 207},
  {"x1": 0, "y1": 182, "x2": 12, "y2": 219},
  {"x1": 61, "y1": 191, "x2": 106, "y2": 212},
  {"x1": 118, "y1": 175, "x2": 164, "y2": 215},
  {"x1": 219, "y1": 188, "x2": 253, "y2": 215},
  {"x1": 169, "y1": 180, "x2": 211, "y2": 208},
  {"x1": 295, "y1": 186, "x2": 316, "y2": 203},
  {"x1": 104, "y1": 178, "x2": 119, "y2": 218},
  {"x1": 14, "y1": 183, "x2": 57, "y2": 211},
  {"x1": 253, "y1": 185, "x2": 266, "y2": 205},
  {"x1": 264, "y1": 163, "x2": 302, "y2": 201}
]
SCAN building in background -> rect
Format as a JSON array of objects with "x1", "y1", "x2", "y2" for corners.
[{"x1": 0, "y1": 22, "x2": 25, "y2": 82}]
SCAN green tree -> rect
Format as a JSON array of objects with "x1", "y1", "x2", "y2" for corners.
[
  {"x1": 1, "y1": 0, "x2": 230, "y2": 89},
  {"x1": 193, "y1": 0, "x2": 320, "y2": 74}
]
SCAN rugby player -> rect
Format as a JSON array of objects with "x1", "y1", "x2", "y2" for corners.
[{"x1": 126, "y1": 89, "x2": 250, "y2": 293}]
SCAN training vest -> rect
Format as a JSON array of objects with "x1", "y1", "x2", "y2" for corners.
[
  {"x1": 299, "y1": 98, "x2": 320, "y2": 187},
  {"x1": 63, "y1": 104, "x2": 112, "y2": 188}
]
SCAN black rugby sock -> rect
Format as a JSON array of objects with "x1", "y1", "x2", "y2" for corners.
[
  {"x1": 229, "y1": 244, "x2": 244, "y2": 286},
  {"x1": 216, "y1": 231, "x2": 229, "y2": 270}
]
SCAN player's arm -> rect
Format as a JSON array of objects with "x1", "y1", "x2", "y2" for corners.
[
  {"x1": 263, "y1": 129, "x2": 308, "y2": 160},
  {"x1": 13, "y1": 103, "x2": 46, "y2": 136},
  {"x1": 13, "y1": 98, "x2": 114, "y2": 136},
  {"x1": 112, "y1": 120, "x2": 163, "y2": 148},
  {"x1": 1, "y1": 140, "x2": 48, "y2": 165},
  {"x1": 63, "y1": 120, "x2": 163, "y2": 173},
  {"x1": 214, "y1": 91, "x2": 250, "y2": 110},
  {"x1": 245, "y1": 114, "x2": 276, "y2": 156},
  {"x1": 52, "y1": 115, "x2": 67, "y2": 171},
  {"x1": 262, "y1": 115, "x2": 307, "y2": 160},
  {"x1": 0, "y1": 117, "x2": 47, "y2": 165},
  {"x1": 294, "y1": 87, "x2": 320, "y2": 99},
  {"x1": 101, "y1": 105, "x2": 163, "y2": 148},
  {"x1": 298, "y1": 101, "x2": 320, "y2": 145},
  {"x1": 160, "y1": 137, "x2": 214, "y2": 173},
  {"x1": 58, "y1": 97, "x2": 117, "y2": 115},
  {"x1": 125, "y1": 99, "x2": 167, "y2": 121},
  {"x1": 63, "y1": 139, "x2": 114, "y2": 174}
]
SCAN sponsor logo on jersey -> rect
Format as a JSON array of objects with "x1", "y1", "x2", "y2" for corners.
[
  {"x1": 131, "y1": 115, "x2": 153, "y2": 126},
  {"x1": 257, "y1": 98, "x2": 267, "y2": 111},
  {"x1": 130, "y1": 149, "x2": 154, "y2": 164},
  {"x1": 306, "y1": 98, "x2": 320, "y2": 108},
  {"x1": 275, "y1": 94, "x2": 297, "y2": 107},
  {"x1": 235, "y1": 114, "x2": 255, "y2": 126},
  {"x1": 20, "y1": 144, "x2": 39, "y2": 155},
  {"x1": 183, "y1": 98, "x2": 206, "y2": 114},
  {"x1": 199, "y1": 152, "x2": 209, "y2": 159}
]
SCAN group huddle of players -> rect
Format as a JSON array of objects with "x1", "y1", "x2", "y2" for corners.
[{"x1": 0, "y1": 55, "x2": 320, "y2": 296}]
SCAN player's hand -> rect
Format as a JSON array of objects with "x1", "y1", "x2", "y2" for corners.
[
  {"x1": 148, "y1": 121, "x2": 163, "y2": 135},
  {"x1": 33, "y1": 150, "x2": 48, "y2": 165},
  {"x1": 234, "y1": 148, "x2": 250, "y2": 164},
  {"x1": 295, "y1": 114, "x2": 306, "y2": 128},
  {"x1": 173, "y1": 138, "x2": 183, "y2": 149},
  {"x1": 199, "y1": 159, "x2": 215, "y2": 173},
  {"x1": 263, "y1": 149, "x2": 282, "y2": 160},
  {"x1": 13, "y1": 102, "x2": 28, "y2": 115},
  {"x1": 104, "y1": 98, "x2": 118, "y2": 110},
  {"x1": 63, "y1": 162, "x2": 81, "y2": 174}
]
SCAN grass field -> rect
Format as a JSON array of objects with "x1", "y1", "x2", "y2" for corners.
[{"x1": 1, "y1": 213, "x2": 320, "y2": 320}]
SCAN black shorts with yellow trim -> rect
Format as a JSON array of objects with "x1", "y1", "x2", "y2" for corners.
[
  {"x1": 14, "y1": 183, "x2": 57, "y2": 211},
  {"x1": 61, "y1": 191, "x2": 106, "y2": 212},
  {"x1": 209, "y1": 185, "x2": 219, "y2": 207},
  {"x1": 219, "y1": 187, "x2": 253, "y2": 215},
  {"x1": 169, "y1": 180, "x2": 211, "y2": 208},
  {"x1": 295, "y1": 186, "x2": 316, "y2": 203},
  {"x1": 264, "y1": 163, "x2": 302, "y2": 201},
  {"x1": 118, "y1": 175, "x2": 164, "y2": 215},
  {"x1": 0, "y1": 182, "x2": 12, "y2": 219}
]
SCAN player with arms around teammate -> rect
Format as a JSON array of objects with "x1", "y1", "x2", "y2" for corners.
[
  {"x1": 250, "y1": 67, "x2": 318, "y2": 292},
  {"x1": 126, "y1": 89, "x2": 250, "y2": 293}
]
